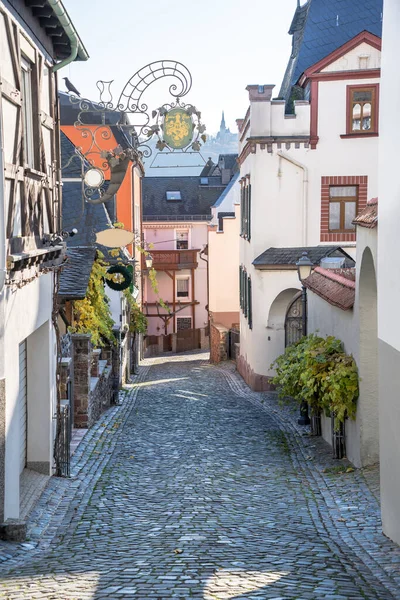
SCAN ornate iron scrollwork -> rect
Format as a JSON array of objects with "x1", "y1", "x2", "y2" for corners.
[{"x1": 66, "y1": 60, "x2": 203, "y2": 204}]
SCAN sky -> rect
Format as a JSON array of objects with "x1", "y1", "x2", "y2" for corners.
[{"x1": 61, "y1": 0, "x2": 296, "y2": 135}]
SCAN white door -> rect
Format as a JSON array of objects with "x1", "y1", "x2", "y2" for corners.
[{"x1": 19, "y1": 341, "x2": 27, "y2": 474}]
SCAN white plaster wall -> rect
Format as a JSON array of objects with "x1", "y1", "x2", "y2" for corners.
[
  {"x1": 3, "y1": 273, "x2": 56, "y2": 519},
  {"x1": 377, "y1": 0, "x2": 400, "y2": 545},
  {"x1": 322, "y1": 43, "x2": 381, "y2": 72},
  {"x1": 209, "y1": 182, "x2": 240, "y2": 317},
  {"x1": 239, "y1": 268, "x2": 301, "y2": 377},
  {"x1": 307, "y1": 293, "x2": 361, "y2": 466}
]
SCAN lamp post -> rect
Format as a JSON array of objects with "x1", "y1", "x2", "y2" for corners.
[{"x1": 296, "y1": 251, "x2": 314, "y2": 426}]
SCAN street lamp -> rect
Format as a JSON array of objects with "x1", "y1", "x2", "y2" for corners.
[
  {"x1": 145, "y1": 254, "x2": 153, "y2": 269},
  {"x1": 296, "y1": 251, "x2": 314, "y2": 426}
]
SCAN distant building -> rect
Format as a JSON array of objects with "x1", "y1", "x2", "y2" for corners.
[
  {"x1": 142, "y1": 155, "x2": 237, "y2": 350},
  {"x1": 142, "y1": 112, "x2": 238, "y2": 177}
]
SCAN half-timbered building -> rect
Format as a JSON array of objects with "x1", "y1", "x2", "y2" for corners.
[{"x1": 0, "y1": 0, "x2": 87, "y2": 529}]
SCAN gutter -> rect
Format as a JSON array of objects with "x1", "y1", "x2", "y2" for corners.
[
  {"x1": 48, "y1": 0, "x2": 89, "y2": 72},
  {"x1": 277, "y1": 151, "x2": 308, "y2": 246}
]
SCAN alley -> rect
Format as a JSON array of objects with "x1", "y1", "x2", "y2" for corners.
[{"x1": 0, "y1": 353, "x2": 399, "y2": 600}]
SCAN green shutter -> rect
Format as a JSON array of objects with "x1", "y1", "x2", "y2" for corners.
[
  {"x1": 243, "y1": 270, "x2": 248, "y2": 318},
  {"x1": 248, "y1": 184, "x2": 251, "y2": 241},
  {"x1": 239, "y1": 265, "x2": 243, "y2": 308},
  {"x1": 240, "y1": 186, "x2": 244, "y2": 235},
  {"x1": 248, "y1": 277, "x2": 252, "y2": 329}
]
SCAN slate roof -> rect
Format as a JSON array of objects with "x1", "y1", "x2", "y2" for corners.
[
  {"x1": 61, "y1": 132, "x2": 83, "y2": 178},
  {"x1": 59, "y1": 247, "x2": 96, "y2": 299},
  {"x1": 279, "y1": 0, "x2": 383, "y2": 103},
  {"x1": 353, "y1": 197, "x2": 378, "y2": 229},
  {"x1": 253, "y1": 246, "x2": 355, "y2": 269},
  {"x1": 303, "y1": 267, "x2": 356, "y2": 310},
  {"x1": 213, "y1": 172, "x2": 240, "y2": 209},
  {"x1": 200, "y1": 154, "x2": 238, "y2": 177},
  {"x1": 62, "y1": 182, "x2": 112, "y2": 248},
  {"x1": 142, "y1": 176, "x2": 226, "y2": 220}
]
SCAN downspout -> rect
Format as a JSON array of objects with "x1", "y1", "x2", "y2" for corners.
[
  {"x1": 0, "y1": 104, "x2": 6, "y2": 295},
  {"x1": 277, "y1": 151, "x2": 308, "y2": 246},
  {"x1": 48, "y1": 0, "x2": 89, "y2": 72},
  {"x1": 199, "y1": 246, "x2": 209, "y2": 328}
]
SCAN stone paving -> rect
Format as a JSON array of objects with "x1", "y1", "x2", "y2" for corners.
[{"x1": 0, "y1": 352, "x2": 399, "y2": 599}]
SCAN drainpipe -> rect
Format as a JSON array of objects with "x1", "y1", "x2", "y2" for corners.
[
  {"x1": 199, "y1": 246, "x2": 209, "y2": 328},
  {"x1": 277, "y1": 151, "x2": 308, "y2": 246},
  {"x1": 0, "y1": 107, "x2": 6, "y2": 296},
  {"x1": 48, "y1": 0, "x2": 89, "y2": 72}
]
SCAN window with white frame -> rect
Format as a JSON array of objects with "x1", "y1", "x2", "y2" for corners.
[
  {"x1": 21, "y1": 57, "x2": 35, "y2": 168},
  {"x1": 176, "y1": 230, "x2": 189, "y2": 249},
  {"x1": 177, "y1": 277, "x2": 189, "y2": 298},
  {"x1": 177, "y1": 316, "x2": 192, "y2": 330}
]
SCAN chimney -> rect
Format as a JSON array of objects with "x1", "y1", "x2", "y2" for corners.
[{"x1": 246, "y1": 84, "x2": 275, "y2": 137}]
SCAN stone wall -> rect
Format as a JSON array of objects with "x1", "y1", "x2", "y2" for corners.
[
  {"x1": 72, "y1": 334, "x2": 91, "y2": 428},
  {"x1": 210, "y1": 323, "x2": 229, "y2": 364},
  {"x1": 72, "y1": 334, "x2": 115, "y2": 429},
  {"x1": 88, "y1": 362, "x2": 112, "y2": 427}
]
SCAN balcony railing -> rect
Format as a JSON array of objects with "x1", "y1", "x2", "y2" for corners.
[{"x1": 142, "y1": 249, "x2": 199, "y2": 270}]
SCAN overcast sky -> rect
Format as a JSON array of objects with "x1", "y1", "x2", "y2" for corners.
[{"x1": 61, "y1": 0, "x2": 295, "y2": 134}]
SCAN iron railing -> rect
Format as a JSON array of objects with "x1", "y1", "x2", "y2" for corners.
[
  {"x1": 143, "y1": 214, "x2": 211, "y2": 222},
  {"x1": 55, "y1": 405, "x2": 71, "y2": 477}
]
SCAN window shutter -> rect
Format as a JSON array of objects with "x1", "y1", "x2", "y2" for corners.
[
  {"x1": 248, "y1": 184, "x2": 251, "y2": 241},
  {"x1": 248, "y1": 277, "x2": 252, "y2": 329},
  {"x1": 243, "y1": 270, "x2": 248, "y2": 318},
  {"x1": 244, "y1": 185, "x2": 249, "y2": 238},
  {"x1": 240, "y1": 186, "x2": 244, "y2": 235},
  {"x1": 239, "y1": 266, "x2": 243, "y2": 308}
]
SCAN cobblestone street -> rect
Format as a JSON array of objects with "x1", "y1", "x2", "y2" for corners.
[{"x1": 0, "y1": 352, "x2": 399, "y2": 599}]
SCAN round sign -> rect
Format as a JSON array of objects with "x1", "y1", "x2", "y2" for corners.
[
  {"x1": 84, "y1": 167, "x2": 104, "y2": 188},
  {"x1": 163, "y1": 108, "x2": 194, "y2": 149},
  {"x1": 96, "y1": 228, "x2": 135, "y2": 248}
]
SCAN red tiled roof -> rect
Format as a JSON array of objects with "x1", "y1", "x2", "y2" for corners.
[
  {"x1": 353, "y1": 197, "x2": 378, "y2": 229},
  {"x1": 303, "y1": 267, "x2": 356, "y2": 311}
]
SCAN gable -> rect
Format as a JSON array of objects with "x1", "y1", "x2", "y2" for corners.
[
  {"x1": 321, "y1": 42, "x2": 381, "y2": 73},
  {"x1": 301, "y1": 31, "x2": 381, "y2": 82}
]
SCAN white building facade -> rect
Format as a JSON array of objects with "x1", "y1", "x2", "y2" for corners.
[
  {"x1": 0, "y1": 0, "x2": 87, "y2": 526},
  {"x1": 238, "y1": 31, "x2": 380, "y2": 392},
  {"x1": 378, "y1": 0, "x2": 400, "y2": 546}
]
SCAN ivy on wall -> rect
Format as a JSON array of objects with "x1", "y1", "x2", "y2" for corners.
[
  {"x1": 271, "y1": 334, "x2": 359, "y2": 429},
  {"x1": 70, "y1": 255, "x2": 115, "y2": 347}
]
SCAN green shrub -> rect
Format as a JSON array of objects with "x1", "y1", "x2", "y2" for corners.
[{"x1": 271, "y1": 334, "x2": 359, "y2": 428}]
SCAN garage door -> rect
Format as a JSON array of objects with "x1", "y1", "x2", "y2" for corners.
[{"x1": 19, "y1": 341, "x2": 27, "y2": 474}]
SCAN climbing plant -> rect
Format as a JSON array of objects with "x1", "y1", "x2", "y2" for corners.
[
  {"x1": 70, "y1": 254, "x2": 115, "y2": 347},
  {"x1": 123, "y1": 289, "x2": 148, "y2": 335},
  {"x1": 271, "y1": 334, "x2": 359, "y2": 429}
]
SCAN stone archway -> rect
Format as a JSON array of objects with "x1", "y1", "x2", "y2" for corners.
[
  {"x1": 358, "y1": 247, "x2": 379, "y2": 466},
  {"x1": 267, "y1": 288, "x2": 300, "y2": 370}
]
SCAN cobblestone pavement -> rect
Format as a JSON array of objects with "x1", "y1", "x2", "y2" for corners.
[{"x1": 0, "y1": 352, "x2": 400, "y2": 599}]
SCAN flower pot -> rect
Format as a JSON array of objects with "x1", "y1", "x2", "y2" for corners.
[
  {"x1": 310, "y1": 411, "x2": 322, "y2": 436},
  {"x1": 331, "y1": 414, "x2": 346, "y2": 459}
]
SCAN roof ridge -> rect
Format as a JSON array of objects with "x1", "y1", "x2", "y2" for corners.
[{"x1": 314, "y1": 267, "x2": 356, "y2": 288}]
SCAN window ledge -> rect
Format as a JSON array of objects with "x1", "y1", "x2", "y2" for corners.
[{"x1": 340, "y1": 133, "x2": 378, "y2": 139}]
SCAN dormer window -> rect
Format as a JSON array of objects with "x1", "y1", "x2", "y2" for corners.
[
  {"x1": 346, "y1": 85, "x2": 378, "y2": 135},
  {"x1": 166, "y1": 191, "x2": 181, "y2": 201}
]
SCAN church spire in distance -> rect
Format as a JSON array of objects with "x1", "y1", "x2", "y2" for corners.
[{"x1": 220, "y1": 110, "x2": 226, "y2": 131}]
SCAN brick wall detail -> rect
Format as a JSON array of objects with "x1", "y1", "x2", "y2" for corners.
[
  {"x1": 210, "y1": 323, "x2": 229, "y2": 364},
  {"x1": 320, "y1": 175, "x2": 368, "y2": 242}
]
